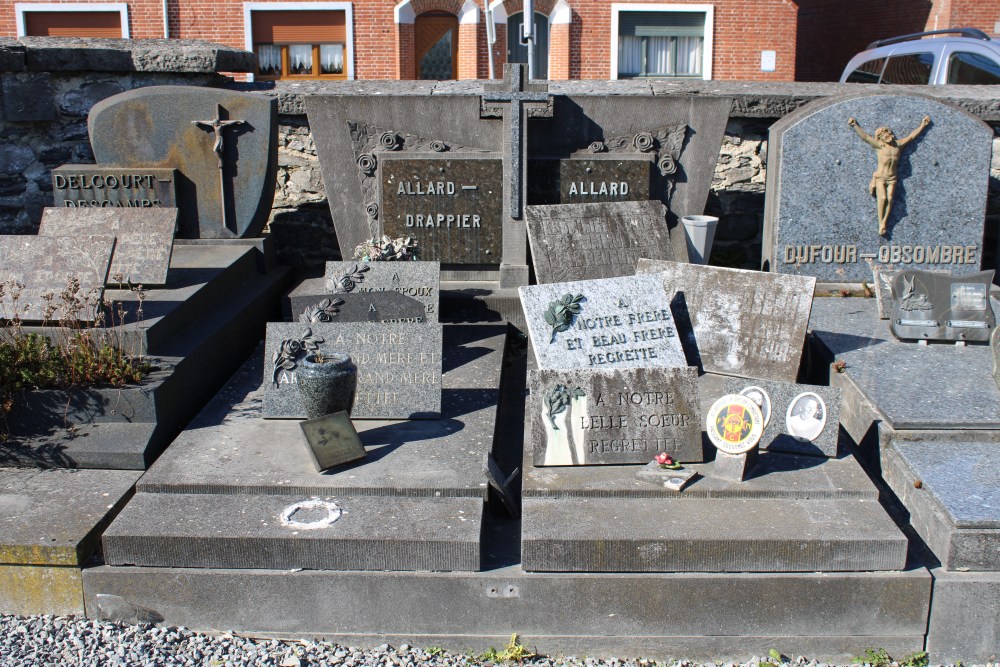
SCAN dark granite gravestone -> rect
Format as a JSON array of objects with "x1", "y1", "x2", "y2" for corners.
[
  {"x1": 519, "y1": 274, "x2": 687, "y2": 370},
  {"x1": 324, "y1": 261, "x2": 439, "y2": 322},
  {"x1": 289, "y1": 290, "x2": 427, "y2": 325},
  {"x1": 379, "y1": 156, "x2": 503, "y2": 264},
  {"x1": 636, "y1": 260, "x2": 815, "y2": 382},
  {"x1": 722, "y1": 377, "x2": 842, "y2": 458},
  {"x1": 0, "y1": 235, "x2": 115, "y2": 322},
  {"x1": 38, "y1": 207, "x2": 176, "y2": 285},
  {"x1": 890, "y1": 269, "x2": 996, "y2": 342},
  {"x1": 763, "y1": 93, "x2": 991, "y2": 282},
  {"x1": 299, "y1": 411, "x2": 367, "y2": 472},
  {"x1": 526, "y1": 201, "x2": 673, "y2": 284},
  {"x1": 529, "y1": 367, "x2": 702, "y2": 465},
  {"x1": 52, "y1": 166, "x2": 177, "y2": 210},
  {"x1": 88, "y1": 86, "x2": 278, "y2": 240},
  {"x1": 262, "y1": 322, "x2": 442, "y2": 419}
]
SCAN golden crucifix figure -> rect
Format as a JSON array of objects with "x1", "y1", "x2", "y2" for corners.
[{"x1": 848, "y1": 115, "x2": 931, "y2": 236}]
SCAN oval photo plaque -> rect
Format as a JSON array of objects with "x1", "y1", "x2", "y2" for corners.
[
  {"x1": 706, "y1": 394, "x2": 765, "y2": 455},
  {"x1": 785, "y1": 392, "x2": 827, "y2": 442}
]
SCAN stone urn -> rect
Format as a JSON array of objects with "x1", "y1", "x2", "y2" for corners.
[{"x1": 296, "y1": 352, "x2": 357, "y2": 419}]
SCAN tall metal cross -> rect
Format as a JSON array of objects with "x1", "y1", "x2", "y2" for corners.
[
  {"x1": 481, "y1": 64, "x2": 551, "y2": 219},
  {"x1": 193, "y1": 104, "x2": 247, "y2": 232}
]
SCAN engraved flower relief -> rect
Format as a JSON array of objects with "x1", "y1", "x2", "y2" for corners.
[
  {"x1": 657, "y1": 155, "x2": 677, "y2": 176},
  {"x1": 299, "y1": 297, "x2": 345, "y2": 324},
  {"x1": 544, "y1": 293, "x2": 586, "y2": 344},
  {"x1": 272, "y1": 328, "x2": 324, "y2": 387},
  {"x1": 357, "y1": 154, "x2": 377, "y2": 176},
  {"x1": 327, "y1": 263, "x2": 370, "y2": 293},
  {"x1": 632, "y1": 132, "x2": 656, "y2": 152},
  {"x1": 588, "y1": 141, "x2": 607, "y2": 153},
  {"x1": 379, "y1": 132, "x2": 401, "y2": 151},
  {"x1": 430, "y1": 140, "x2": 449, "y2": 152},
  {"x1": 365, "y1": 202, "x2": 379, "y2": 219},
  {"x1": 545, "y1": 384, "x2": 586, "y2": 430}
]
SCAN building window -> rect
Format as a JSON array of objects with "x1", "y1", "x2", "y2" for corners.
[
  {"x1": 617, "y1": 10, "x2": 704, "y2": 77},
  {"x1": 16, "y1": 3, "x2": 129, "y2": 38},
  {"x1": 507, "y1": 11, "x2": 549, "y2": 79},
  {"x1": 415, "y1": 11, "x2": 459, "y2": 80},
  {"x1": 251, "y1": 9, "x2": 347, "y2": 80}
]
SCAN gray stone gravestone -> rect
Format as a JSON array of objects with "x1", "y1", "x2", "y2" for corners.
[
  {"x1": 289, "y1": 291, "x2": 427, "y2": 325},
  {"x1": 636, "y1": 260, "x2": 815, "y2": 382},
  {"x1": 0, "y1": 235, "x2": 115, "y2": 322},
  {"x1": 38, "y1": 207, "x2": 177, "y2": 285},
  {"x1": 526, "y1": 201, "x2": 673, "y2": 284},
  {"x1": 519, "y1": 274, "x2": 687, "y2": 370},
  {"x1": 529, "y1": 367, "x2": 702, "y2": 465},
  {"x1": 763, "y1": 93, "x2": 991, "y2": 282},
  {"x1": 722, "y1": 377, "x2": 842, "y2": 458},
  {"x1": 890, "y1": 269, "x2": 996, "y2": 342},
  {"x1": 262, "y1": 322, "x2": 442, "y2": 420},
  {"x1": 52, "y1": 166, "x2": 177, "y2": 210},
  {"x1": 324, "y1": 261, "x2": 440, "y2": 322},
  {"x1": 88, "y1": 86, "x2": 278, "y2": 239}
]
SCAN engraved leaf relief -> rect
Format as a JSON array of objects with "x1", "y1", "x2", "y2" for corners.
[
  {"x1": 272, "y1": 328, "x2": 324, "y2": 387},
  {"x1": 299, "y1": 297, "x2": 345, "y2": 323},
  {"x1": 326, "y1": 263, "x2": 370, "y2": 293},
  {"x1": 898, "y1": 275, "x2": 933, "y2": 312},
  {"x1": 545, "y1": 384, "x2": 586, "y2": 430},
  {"x1": 347, "y1": 121, "x2": 493, "y2": 237},
  {"x1": 544, "y1": 293, "x2": 586, "y2": 343}
]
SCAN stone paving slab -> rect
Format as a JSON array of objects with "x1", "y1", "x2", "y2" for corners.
[
  {"x1": 521, "y1": 496, "x2": 908, "y2": 572},
  {"x1": 926, "y1": 567, "x2": 1000, "y2": 664},
  {"x1": 0, "y1": 564, "x2": 84, "y2": 616}
]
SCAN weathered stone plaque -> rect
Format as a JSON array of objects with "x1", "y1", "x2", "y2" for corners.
[
  {"x1": 529, "y1": 367, "x2": 702, "y2": 466},
  {"x1": 262, "y1": 322, "x2": 442, "y2": 419},
  {"x1": 0, "y1": 235, "x2": 115, "y2": 322},
  {"x1": 526, "y1": 201, "x2": 673, "y2": 284},
  {"x1": 324, "y1": 261, "x2": 439, "y2": 322},
  {"x1": 519, "y1": 274, "x2": 687, "y2": 370},
  {"x1": 890, "y1": 269, "x2": 996, "y2": 342},
  {"x1": 88, "y1": 86, "x2": 278, "y2": 239},
  {"x1": 763, "y1": 93, "x2": 991, "y2": 282},
  {"x1": 637, "y1": 260, "x2": 815, "y2": 382},
  {"x1": 289, "y1": 291, "x2": 427, "y2": 325},
  {"x1": 38, "y1": 207, "x2": 176, "y2": 285},
  {"x1": 527, "y1": 158, "x2": 651, "y2": 205},
  {"x1": 723, "y1": 377, "x2": 842, "y2": 457},
  {"x1": 379, "y1": 157, "x2": 503, "y2": 264},
  {"x1": 52, "y1": 166, "x2": 177, "y2": 210},
  {"x1": 299, "y1": 411, "x2": 367, "y2": 472}
]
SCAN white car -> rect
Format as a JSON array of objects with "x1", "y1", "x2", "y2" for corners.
[{"x1": 839, "y1": 28, "x2": 1000, "y2": 85}]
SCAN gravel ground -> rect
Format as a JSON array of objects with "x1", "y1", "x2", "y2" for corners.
[{"x1": 0, "y1": 615, "x2": 981, "y2": 667}]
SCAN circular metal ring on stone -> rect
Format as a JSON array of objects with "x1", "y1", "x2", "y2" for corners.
[
  {"x1": 366, "y1": 202, "x2": 379, "y2": 219},
  {"x1": 357, "y1": 154, "x2": 377, "y2": 175},
  {"x1": 658, "y1": 155, "x2": 677, "y2": 176},
  {"x1": 632, "y1": 132, "x2": 656, "y2": 152},
  {"x1": 279, "y1": 498, "x2": 343, "y2": 530},
  {"x1": 379, "y1": 132, "x2": 401, "y2": 150},
  {"x1": 430, "y1": 140, "x2": 449, "y2": 152}
]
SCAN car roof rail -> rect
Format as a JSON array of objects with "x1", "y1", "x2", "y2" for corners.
[{"x1": 866, "y1": 27, "x2": 991, "y2": 49}]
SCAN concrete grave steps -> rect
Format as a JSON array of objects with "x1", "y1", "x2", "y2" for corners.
[
  {"x1": 0, "y1": 422, "x2": 160, "y2": 470},
  {"x1": 81, "y1": 564, "x2": 931, "y2": 662},
  {"x1": 0, "y1": 467, "x2": 140, "y2": 615}
]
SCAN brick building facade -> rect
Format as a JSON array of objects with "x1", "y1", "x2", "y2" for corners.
[{"x1": 1, "y1": 0, "x2": 998, "y2": 81}]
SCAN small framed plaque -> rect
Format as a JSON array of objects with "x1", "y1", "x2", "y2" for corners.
[{"x1": 299, "y1": 411, "x2": 367, "y2": 472}]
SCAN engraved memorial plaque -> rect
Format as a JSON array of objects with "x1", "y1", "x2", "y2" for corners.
[
  {"x1": 289, "y1": 291, "x2": 427, "y2": 325},
  {"x1": 52, "y1": 165, "x2": 177, "y2": 210},
  {"x1": 379, "y1": 157, "x2": 503, "y2": 265},
  {"x1": 528, "y1": 158, "x2": 652, "y2": 205},
  {"x1": 324, "y1": 261, "x2": 439, "y2": 322},
  {"x1": 299, "y1": 411, "x2": 367, "y2": 472},
  {"x1": 890, "y1": 269, "x2": 996, "y2": 342}
]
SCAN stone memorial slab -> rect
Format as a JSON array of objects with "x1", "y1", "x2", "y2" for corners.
[
  {"x1": 0, "y1": 235, "x2": 115, "y2": 322},
  {"x1": 529, "y1": 367, "x2": 703, "y2": 466},
  {"x1": 325, "y1": 261, "x2": 439, "y2": 323},
  {"x1": 88, "y1": 86, "x2": 278, "y2": 239},
  {"x1": 519, "y1": 274, "x2": 687, "y2": 370},
  {"x1": 290, "y1": 291, "x2": 427, "y2": 325},
  {"x1": 52, "y1": 166, "x2": 177, "y2": 210},
  {"x1": 992, "y1": 326, "x2": 1000, "y2": 392},
  {"x1": 299, "y1": 411, "x2": 367, "y2": 472},
  {"x1": 890, "y1": 269, "x2": 996, "y2": 342},
  {"x1": 379, "y1": 156, "x2": 503, "y2": 264},
  {"x1": 526, "y1": 201, "x2": 673, "y2": 284},
  {"x1": 723, "y1": 377, "x2": 842, "y2": 458},
  {"x1": 637, "y1": 260, "x2": 815, "y2": 382},
  {"x1": 38, "y1": 207, "x2": 176, "y2": 285},
  {"x1": 263, "y1": 322, "x2": 442, "y2": 420},
  {"x1": 763, "y1": 93, "x2": 991, "y2": 282},
  {"x1": 527, "y1": 157, "x2": 652, "y2": 205}
]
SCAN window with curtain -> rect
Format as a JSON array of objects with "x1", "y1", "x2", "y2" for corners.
[
  {"x1": 617, "y1": 11, "x2": 705, "y2": 78},
  {"x1": 252, "y1": 10, "x2": 347, "y2": 80}
]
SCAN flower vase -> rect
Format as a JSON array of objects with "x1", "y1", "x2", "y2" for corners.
[{"x1": 296, "y1": 353, "x2": 357, "y2": 419}]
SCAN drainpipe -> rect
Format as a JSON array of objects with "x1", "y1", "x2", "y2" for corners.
[
  {"x1": 484, "y1": 0, "x2": 495, "y2": 79},
  {"x1": 163, "y1": 0, "x2": 170, "y2": 38}
]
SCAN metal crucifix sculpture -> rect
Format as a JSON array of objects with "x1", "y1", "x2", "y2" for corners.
[{"x1": 193, "y1": 104, "x2": 247, "y2": 233}]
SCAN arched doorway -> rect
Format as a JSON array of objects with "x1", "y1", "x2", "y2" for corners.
[
  {"x1": 506, "y1": 11, "x2": 549, "y2": 79},
  {"x1": 415, "y1": 11, "x2": 458, "y2": 79}
]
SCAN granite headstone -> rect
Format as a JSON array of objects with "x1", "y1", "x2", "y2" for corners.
[
  {"x1": 0, "y1": 235, "x2": 115, "y2": 322},
  {"x1": 723, "y1": 377, "x2": 842, "y2": 457},
  {"x1": 325, "y1": 261, "x2": 440, "y2": 323},
  {"x1": 763, "y1": 93, "x2": 991, "y2": 282},
  {"x1": 529, "y1": 367, "x2": 703, "y2": 466},
  {"x1": 526, "y1": 201, "x2": 673, "y2": 284},
  {"x1": 519, "y1": 274, "x2": 687, "y2": 370},
  {"x1": 890, "y1": 269, "x2": 996, "y2": 342},
  {"x1": 636, "y1": 260, "x2": 815, "y2": 382},
  {"x1": 38, "y1": 207, "x2": 177, "y2": 285},
  {"x1": 88, "y1": 86, "x2": 278, "y2": 239},
  {"x1": 52, "y1": 166, "x2": 177, "y2": 210},
  {"x1": 290, "y1": 291, "x2": 427, "y2": 325},
  {"x1": 263, "y1": 322, "x2": 442, "y2": 419}
]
